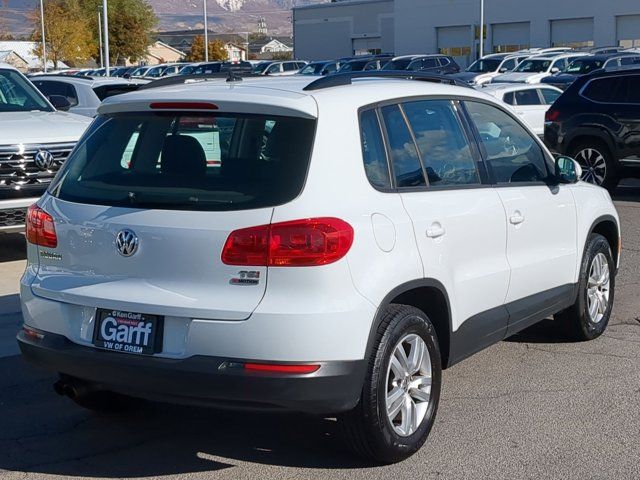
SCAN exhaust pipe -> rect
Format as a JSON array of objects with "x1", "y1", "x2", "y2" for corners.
[{"x1": 53, "y1": 378, "x2": 94, "y2": 400}]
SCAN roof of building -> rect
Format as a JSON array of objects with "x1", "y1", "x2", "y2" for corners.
[
  {"x1": 155, "y1": 30, "x2": 248, "y2": 52},
  {"x1": 0, "y1": 41, "x2": 68, "y2": 69}
]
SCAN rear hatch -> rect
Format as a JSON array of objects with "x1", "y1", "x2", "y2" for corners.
[{"x1": 31, "y1": 106, "x2": 316, "y2": 320}]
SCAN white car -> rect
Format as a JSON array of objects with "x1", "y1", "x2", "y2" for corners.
[
  {"x1": 30, "y1": 75, "x2": 148, "y2": 117},
  {"x1": 18, "y1": 72, "x2": 620, "y2": 463},
  {"x1": 451, "y1": 53, "x2": 530, "y2": 85},
  {"x1": 253, "y1": 60, "x2": 307, "y2": 76},
  {"x1": 492, "y1": 53, "x2": 586, "y2": 84},
  {"x1": 0, "y1": 64, "x2": 91, "y2": 233},
  {"x1": 480, "y1": 83, "x2": 563, "y2": 136}
]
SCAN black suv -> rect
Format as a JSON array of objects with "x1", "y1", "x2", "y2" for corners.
[{"x1": 544, "y1": 67, "x2": 640, "y2": 189}]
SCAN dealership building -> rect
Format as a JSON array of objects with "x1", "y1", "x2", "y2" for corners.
[{"x1": 293, "y1": 0, "x2": 640, "y2": 67}]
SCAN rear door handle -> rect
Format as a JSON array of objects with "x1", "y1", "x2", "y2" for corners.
[
  {"x1": 426, "y1": 223, "x2": 446, "y2": 238},
  {"x1": 509, "y1": 211, "x2": 525, "y2": 225}
]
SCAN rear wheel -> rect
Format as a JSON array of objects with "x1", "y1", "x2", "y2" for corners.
[
  {"x1": 339, "y1": 304, "x2": 441, "y2": 464},
  {"x1": 555, "y1": 234, "x2": 615, "y2": 341},
  {"x1": 570, "y1": 140, "x2": 619, "y2": 190}
]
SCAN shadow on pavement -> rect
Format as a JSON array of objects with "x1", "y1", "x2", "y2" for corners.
[
  {"x1": 504, "y1": 318, "x2": 570, "y2": 344},
  {"x1": 0, "y1": 233, "x2": 26, "y2": 263},
  {"x1": 0, "y1": 355, "x2": 370, "y2": 478},
  {"x1": 613, "y1": 181, "x2": 640, "y2": 202}
]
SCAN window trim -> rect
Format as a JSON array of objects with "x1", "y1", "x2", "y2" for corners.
[{"x1": 579, "y1": 74, "x2": 640, "y2": 105}]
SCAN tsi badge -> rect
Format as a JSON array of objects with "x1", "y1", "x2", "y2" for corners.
[{"x1": 230, "y1": 270, "x2": 261, "y2": 286}]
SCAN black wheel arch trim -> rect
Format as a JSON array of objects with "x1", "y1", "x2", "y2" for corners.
[
  {"x1": 565, "y1": 127, "x2": 617, "y2": 159},
  {"x1": 587, "y1": 214, "x2": 620, "y2": 267}
]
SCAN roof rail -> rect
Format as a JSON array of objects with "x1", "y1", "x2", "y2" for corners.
[
  {"x1": 138, "y1": 71, "x2": 258, "y2": 90},
  {"x1": 302, "y1": 70, "x2": 472, "y2": 91}
]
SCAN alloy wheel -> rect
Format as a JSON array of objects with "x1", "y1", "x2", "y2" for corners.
[
  {"x1": 575, "y1": 148, "x2": 607, "y2": 185},
  {"x1": 385, "y1": 333, "x2": 432, "y2": 437},
  {"x1": 587, "y1": 252, "x2": 610, "y2": 324}
]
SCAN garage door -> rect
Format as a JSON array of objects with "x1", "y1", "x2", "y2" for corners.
[
  {"x1": 492, "y1": 22, "x2": 530, "y2": 53},
  {"x1": 352, "y1": 37, "x2": 382, "y2": 56},
  {"x1": 437, "y1": 25, "x2": 472, "y2": 68},
  {"x1": 550, "y1": 18, "x2": 594, "y2": 48},
  {"x1": 617, "y1": 15, "x2": 640, "y2": 48}
]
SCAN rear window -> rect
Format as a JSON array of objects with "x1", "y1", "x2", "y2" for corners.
[{"x1": 49, "y1": 112, "x2": 316, "y2": 211}]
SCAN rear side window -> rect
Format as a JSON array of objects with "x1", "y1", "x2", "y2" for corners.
[
  {"x1": 582, "y1": 77, "x2": 622, "y2": 103},
  {"x1": 50, "y1": 113, "x2": 316, "y2": 211},
  {"x1": 359, "y1": 109, "x2": 391, "y2": 189},
  {"x1": 380, "y1": 105, "x2": 426, "y2": 188},
  {"x1": 514, "y1": 89, "x2": 542, "y2": 105},
  {"x1": 540, "y1": 88, "x2": 561, "y2": 105},
  {"x1": 464, "y1": 101, "x2": 553, "y2": 184},
  {"x1": 33, "y1": 80, "x2": 79, "y2": 106},
  {"x1": 402, "y1": 100, "x2": 480, "y2": 186},
  {"x1": 503, "y1": 91, "x2": 516, "y2": 105}
]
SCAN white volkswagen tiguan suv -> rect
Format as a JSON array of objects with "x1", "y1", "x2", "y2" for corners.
[{"x1": 18, "y1": 72, "x2": 620, "y2": 463}]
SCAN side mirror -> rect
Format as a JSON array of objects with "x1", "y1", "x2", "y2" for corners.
[
  {"x1": 48, "y1": 95, "x2": 71, "y2": 111},
  {"x1": 555, "y1": 155, "x2": 582, "y2": 184},
  {"x1": 499, "y1": 67, "x2": 508, "y2": 73},
  {"x1": 550, "y1": 67, "x2": 560, "y2": 74}
]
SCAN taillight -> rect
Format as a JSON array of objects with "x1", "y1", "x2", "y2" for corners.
[
  {"x1": 545, "y1": 109, "x2": 560, "y2": 122},
  {"x1": 244, "y1": 363, "x2": 320, "y2": 374},
  {"x1": 221, "y1": 217, "x2": 354, "y2": 267},
  {"x1": 26, "y1": 204, "x2": 57, "y2": 248}
]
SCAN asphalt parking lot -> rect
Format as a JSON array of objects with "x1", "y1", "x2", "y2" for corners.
[{"x1": 0, "y1": 184, "x2": 639, "y2": 480}]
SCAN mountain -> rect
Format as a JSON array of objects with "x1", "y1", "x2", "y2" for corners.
[{"x1": 0, "y1": 0, "x2": 328, "y2": 37}]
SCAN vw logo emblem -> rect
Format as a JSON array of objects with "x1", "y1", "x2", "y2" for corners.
[
  {"x1": 115, "y1": 229, "x2": 139, "y2": 257},
  {"x1": 34, "y1": 149, "x2": 54, "y2": 171}
]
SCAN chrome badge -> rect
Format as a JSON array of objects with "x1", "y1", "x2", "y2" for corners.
[
  {"x1": 115, "y1": 229, "x2": 139, "y2": 257},
  {"x1": 34, "y1": 149, "x2": 54, "y2": 170}
]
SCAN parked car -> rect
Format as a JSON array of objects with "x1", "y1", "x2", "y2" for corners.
[
  {"x1": 541, "y1": 53, "x2": 640, "y2": 89},
  {"x1": 381, "y1": 54, "x2": 424, "y2": 70},
  {"x1": 129, "y1": 66, "x2": 151, "y2": 78},
  {"x1": 298, "y1": 60, "x2": 342, "y2": 76},
  {"x1": 480, "y1": 83, "x2": 563, "y2": 136},
  {"x1": 406, "y1": 55, "x2": 460, "y2": 74},
  {"x1": 253, "y1": 60, "x2": 307, "y2": 76},
  {"x1": 142, "y1": 63, "x2": 184, "y2": 79},
  {"x1": 337, "y1": 56, "x2": 392, "y2": 73},
  {"x1": 544, "y1": 67, "x2": 640, "y2": 189},
  {"x1": 0, "y1": 64, "x2": 91, "y2": 233},
  {"x1": 31, "y1": 75, "x2": 147, "y2": 117},
  {"x1": 179, "y1": 61, "x2": 253, "y2": 76},
  {"x1": 451, "y1": 53, "x2": 529, "y2": 85},
  {"x1": 17, "y1": 72, "x2": 620, "y2": 464},
  {"x1": 492, "y1": 53, "x2": 585, "y2": 84}
]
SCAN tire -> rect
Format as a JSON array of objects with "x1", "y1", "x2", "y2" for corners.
[
  {"x1": 569, "y1": 140, "x2": 619, "y2": 190},
  {"x1": 555, "y1": 234, "x2": 615, "y2": 341},
  {"x1": 339, "y1": 304, "x2": 442, "y2": 464}
]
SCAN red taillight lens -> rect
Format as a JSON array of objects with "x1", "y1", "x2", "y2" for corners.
[
  {"x1": 221, "y1": 218, "x2": 354, "y2": 267},
  {"x1": 244, "y1": 363, "x2": 320, "y2": 374},
  {"x1": 26, "y1": 204, "x2": 57, "y2": 248},
  {"x1": 545, "y1": 109, "x2": 560, "y2": 122}
]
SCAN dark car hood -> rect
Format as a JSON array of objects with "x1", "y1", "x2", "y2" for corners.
[
  {"x1": 541, "y1": 73, "x2": 580, "y2": 85},
  {"x1": 449, "y1": 72, "x2": 480, "y2": 82}
]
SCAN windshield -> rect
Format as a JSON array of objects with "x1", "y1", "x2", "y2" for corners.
[
  {"x1": 130, "y1": 67, "x2": 148, "y2": 76},
  {"x1": 338, "y1": 61, "x2": 367, "y2": 73},
  {"x1": 0, "y1": 69, "x2": 53, "y2": 113},
  {"x1": 49, "y1": 112, "x2": 316, "y2": 212},
  {"x1": 466, "y1": 59, "x2": 502, "y2": 73},
  {"x1": 382, "y1": 59, "x2": 413, "y2": 70},
  {"x1": 299, "y1": 63, "x2": 324, "y2": 75},
  {"x1": 178, "y1": 65, "x2": 195, "y2": 75},
  {"x1": 253, "y1": 62, "x2": 271, "y2": 74},
  {"x1": 514, "y1": 59, "x2": 552, "y2": 73},
  {"x1": 565, "y1": 59, "x2": 605, "y2": 74}
]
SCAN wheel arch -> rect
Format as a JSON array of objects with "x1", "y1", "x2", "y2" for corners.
[
  {"x1": 365, "y1": 279, "x2": 454, "y2": 370},
  {"x1": 565, "y1": 128, "x2": 617, "y2": 159},
  {"x1": 588, "y1": 214, "x2": 620, "y2": 267}
]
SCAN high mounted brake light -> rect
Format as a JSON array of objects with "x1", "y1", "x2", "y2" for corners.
[
  {"x1": 149, "y1": 102, "x2": 219, "y2": 110},
  {"x1": 221, "y1": 218, "x2": 354, "y2": 267}
]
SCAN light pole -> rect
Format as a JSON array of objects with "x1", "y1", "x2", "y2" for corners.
[
  {"x1": 98, "y1": 11, "x2": 104, "y2": 69},
  {"x1": 39, "y1": 0, "x2": 47, "y2": 72},
  {"x1": 479, "y1": 0, "x2": 485, "y2": 59},
  {"x1": 203, "y1": 0, "x2": 209, "y2": 62},
  {"x1": 103, "y1": 0, "x2": 110, "y2": 76}
]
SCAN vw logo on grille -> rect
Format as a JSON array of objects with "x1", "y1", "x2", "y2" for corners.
[
  {"x1": 115, "y1": 229, "x2": 139, "y2": 257},
  {"x1": 34, "y1": 149, "x2": 54, "y2": 170}
]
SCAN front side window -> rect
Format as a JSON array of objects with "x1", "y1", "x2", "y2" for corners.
[
  {"x1": 266, "y1": 64, "x2": 281, "y2": 74},
  {"x1": 380, "y1": 105, "x2": 425, "y2": 188},
  {"x1": 359, "y1": 109, "x2": 391, "y2": 189},
  {"x1": 515, "y1": 59, "x2": 552, "y2": 73},
  {"x1": 50, "y1": 113, "x2": 316, "y2": 211},
  {"x1": 500, "y1": 58, "x2": 517, "y2": 71},
  {"x1": 464, "y1": 101, "x2": 553, "y2": 184},
  {"x1": 402, "y1": 100, "x2": 480, "y2": 186},
  {"x1": 514, "y1": 89, "x2": 542, "y2": 105},
  {"x1": 0, "y1": 69, "x2": 53, "y2": 112}
]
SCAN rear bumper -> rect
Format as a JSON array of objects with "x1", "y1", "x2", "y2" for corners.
[{"x1": 17, "y1": 329, "x2": 366, "y2": 414}]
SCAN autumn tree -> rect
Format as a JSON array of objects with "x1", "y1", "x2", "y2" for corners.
[
  {"x1": 82, "y1": 0, "x2": 157, "y2": 64},
  {"x1": 31, "y1": 0, "x2": 96, "y2": 69},
  {"x1": 186, "y1": 36, "x2": 228, "y2": 62}
]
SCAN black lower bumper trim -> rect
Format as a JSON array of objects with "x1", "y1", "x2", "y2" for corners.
[{"x1": 17, "y1": 330, "x2": 365, "y2": 414}]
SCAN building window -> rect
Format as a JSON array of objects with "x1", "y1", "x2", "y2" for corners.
[
  {"x1": 551, "y1": 40, "x2": 594, "y2": 48},
  {"x1": 438, "y1": 47, "x2": 471, "y2": 57},
  {"x1": 619, "y1": 39, "x2": 640, "y2": 48},
  {"x1": 493, "y1": 44, "x2": 529, "y2": 53}
]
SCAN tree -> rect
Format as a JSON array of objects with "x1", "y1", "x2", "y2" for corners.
[
  {"x1": 186, "y1": 36, "x2": 228, "y2": 62},
  {"x1": 271, "y1": 51, "x2": 293, "y2": 60},
  {"x1": 31, "y1": 0, "x2": 96, "y2": 69},
  {"x1": 82, "y1": 0, "x2": 157, "y2": 64}
]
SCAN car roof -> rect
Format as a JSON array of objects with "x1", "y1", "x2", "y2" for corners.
[
  {"x1": 30, "y1": 74, "x2": 144, "y2": 86},
  {"x1": 481, "y1": 83, "x2": 563, "y2": 94},
  {"x1": 0, "y1": 63, "x2": 19, "y2": 72},
  {"x1": 98, "y1": 75, "x2": 498, "y2": 119}
]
